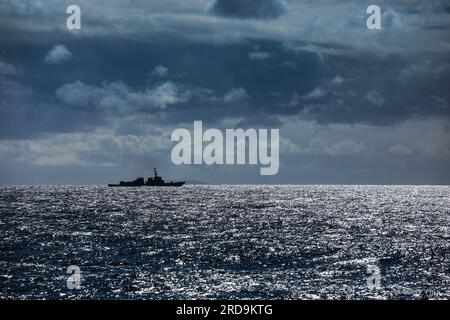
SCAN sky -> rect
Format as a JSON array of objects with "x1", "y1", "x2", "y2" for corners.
[{"x1": 0, "y1": 0, "x2": 449, "y2": 185}]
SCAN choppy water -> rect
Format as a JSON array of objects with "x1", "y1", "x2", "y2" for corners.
[{"x1": 0, "y1": 185, "x2": 449, "y2": 300}]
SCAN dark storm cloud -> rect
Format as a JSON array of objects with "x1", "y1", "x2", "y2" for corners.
[
  {"x1": 206, "y1": 0, "x2": 287, "y2": 19},
  {"x1": 2, "y1": 36, "x2": 449, "y2": 133}
]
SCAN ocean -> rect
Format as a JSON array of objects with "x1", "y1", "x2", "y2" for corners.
[{"x1": 0, "y1": 185, "x2": 449, "y2": 299}]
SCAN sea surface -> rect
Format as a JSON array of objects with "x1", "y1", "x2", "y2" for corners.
[{"x1": 0, "y1": 185, "x2": 449, "y2": 300}]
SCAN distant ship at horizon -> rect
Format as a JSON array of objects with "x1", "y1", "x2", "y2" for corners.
[{"x1": 108, "y1": 168, "x2": 185, "y2": 187}]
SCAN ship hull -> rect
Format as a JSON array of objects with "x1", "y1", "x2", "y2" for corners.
[
  {"x1": 108, "y1": 168, "x2": 184, "y2": 187},
  {"x1": 108, "y1": 182, "x2": 185, "y2": 187}
]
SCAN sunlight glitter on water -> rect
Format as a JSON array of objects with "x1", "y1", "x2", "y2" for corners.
[{"x1": 0, "y1": 185, "x2": 449, "y2": 299}]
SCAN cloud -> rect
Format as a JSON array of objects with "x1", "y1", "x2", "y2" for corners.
[
  {"x1": 44, "y1": 44, "x2": 72, "y2": 64},
  {"x1": 55, "y1": 80, "x2": 193, "y2": 111},
  {"x1": 366, "y1": 90, "x2": 385, "y2": 107},
  {"x1": 388, "y1": 144, "x2": 413, "y2": 156},
  {"x1": 2, "y1": 0, "x2": 44, "y2": 15},
  {"x1": 152, "y1": 65, "x2": 169, "y2": 77},
  {"x1": 331, "y1": 75, "x2": 344, "y2": 86},
  {"x1": 2, "y1": 0, "x2": 450, "y2": 59},
  {"x1": 206, "y1": 0, "x2": 287, "y2": 19},
  {"x1": 280, "y1": 116, "x2": 450, "y2": 160},
  {"x1": 398, "y1": 60, "x2": 450, "y2": 83},
  {"x1": 303, "y1": 87, "x2": 327, "y2": 100},
  {"x1": 249, "y1": 51, "x2": 270, "y2": 60},
  {"x1": 223, "y1": 87, "x2": 249, "y2": 103},
  {"x1": 55, "y1": 81, "x2": 98, "y2": 108},
  {"x1": 149, "y1": 82, "x2": 191, "y2": 108},
  {"x1": 302, "y1": 75, "x2": 345, "y2": 101},
  {"x1": 27, "y1": 36, "x2": 449, "y2": 127},
  {"x1": 294, "y1": 138, "x2": 368, "y2": 156},
  {"x1": 0, "y1": 128, "x2": 171, "y2": 167},
  {"x1": 0, "y1": 61, "x2": 18, "y2": 75}
]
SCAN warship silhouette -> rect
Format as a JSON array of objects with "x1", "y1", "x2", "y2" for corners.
[{"x1": 108, "y1": 168, "x2": 185, "y2": 187}]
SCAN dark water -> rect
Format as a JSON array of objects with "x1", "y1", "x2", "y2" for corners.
[{"x1": 0, "y1": 185, "x2": 449, "y2": 300}]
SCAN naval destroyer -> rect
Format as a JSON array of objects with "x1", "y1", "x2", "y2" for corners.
[{"x1": 108, "y1": 168, "x2": 185, "y2": 187}]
